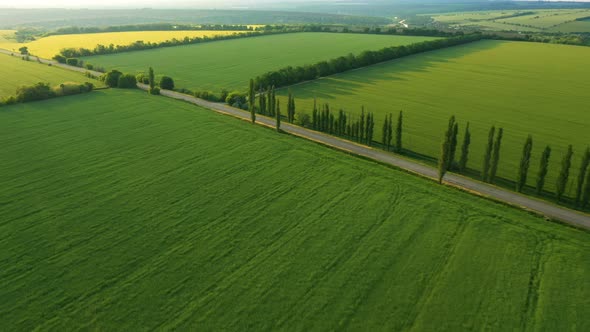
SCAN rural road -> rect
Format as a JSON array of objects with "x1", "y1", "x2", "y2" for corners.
[
  {"x1": 137, "y1": 84, "x2": 590, "y2": 231},
  {"x1": 3, "y1": 46, "x2": 588, "y2": 230},
  {"x1": 0, "y1": 49, "x2": 105, "y2": 77}
]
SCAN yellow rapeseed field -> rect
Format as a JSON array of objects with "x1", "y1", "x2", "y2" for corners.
[{"x1": 0, "y1": 30, "x2": 248, "y2": 58}]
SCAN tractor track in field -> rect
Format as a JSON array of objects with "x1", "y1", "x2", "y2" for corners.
[{"x1": 4, "y1": 47, "x2": 589, "y2": 231}]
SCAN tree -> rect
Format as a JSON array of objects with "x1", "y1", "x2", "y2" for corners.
[
  {"x1": 575, "y1": 147, "x2": 590, "y2": 206},
  {"x1": 359, "y1": 108, "x2": 365, "y2": 143},
  {"x1": 582, "y1": 166, "x2": 590, "y2": 208},
  {"x1": 104, "y1": 70, "x2": 123, "y2": 88},
  {"x1": 66, "y1": 58, "x2": 78, "y2": 66},
  {"x1": 536, "y1": 146, "x2": 551, "y2": 195},
  {"x1": 148, "y1": 67, "x2": 155, "y2": 90},
  {"x1": 386, "y1": 113, "x2": 393, "y2": 151},
  {"x1": 438, "y1": 115, "x2": 456, "y2": 183},
  {"x1": 395, "y1": 110, "x2": 403, "y2": 153},
  {"x1": 312, "y1": 98, "x2": 318, "y2": 129},
  {"x1": 449, "y1": 122, "x2": 459, "y2": 169},
  {"x1": 248, "y1": 79, "x2": 255, "y2": 112},
  {"x1": 516, "y1": 135, "x2": 533, "y2": 192},
  {"x1": 556, "y1": 145, "x2": 574, "y2": 202},
  {"x1": 159, "y1": 76, "x2": 174, "y2": 90},
  {"x1": 19, "y1": 46, "x2": 28, "y2": 55},
  {"x1": 258, "y1": 88, "x2": 266, "y2": 115},
  {"x1": 117, "y1": 74, "x2": 137, "y2": 89},
  {"x1": 488, "y1": 128, "x2": 503, "y2": 183},
  {"x1": 276, "y1": 98, "x2": 281, "y2": 132},
  {"x1": 382, "y1": 114, "x2": 389, "y2": 150},
  {"x1": 458, "y1": 122, "x2": 471, "y2": 172},
  {"x1": 482, "y1": 126, "x2": 495, "y2": 181}
]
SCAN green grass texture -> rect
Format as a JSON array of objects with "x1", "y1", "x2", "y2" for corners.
[
  {"x1": 81, "y1": 32, "x2": 438, "y2": 92},
  {"x1": 278, "y1": 40, "x2": 590, "y2": 194},
  {"x1": 0, "y1": 89, "x2": 589, "y2": 330}
]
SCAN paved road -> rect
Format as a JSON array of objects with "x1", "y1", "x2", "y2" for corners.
[
  {"x1": 4, "y1": 46, "x2": 588, "y2": 230},
  {"x1": 137, "y1": 84, "x2": 590, "y2": 230}
]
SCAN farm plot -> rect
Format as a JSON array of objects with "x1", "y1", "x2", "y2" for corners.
[
  {"x1": 0, "y1": 30, "x2": 248, "y2": 59},
  {"x1": 81, "y1": 32, "x2": 439, "y2": 92},
  {"x1": 0, "y1": 89, "x2": 589, "y2": 330},
  {"x1": 278, "y1": 40, "x2": 590, "y2": 194},
  {"x1": 0, "y1": 52, "x2": 100, "y2": 98}
]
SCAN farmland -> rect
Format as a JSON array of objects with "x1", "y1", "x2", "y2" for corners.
[
  {"x1": 430, "y1": 9, "x2": 590, "y2": 32},
  {"x1": 278, "y1": 40, "x2": 590, "y2": 194},
  {"x1": 0, "y1": 53, "x2": 100, "y2": 98},
  {"x1": 0, "y1": 89, "x2": 588, "y2": 330},
  {"x1": 81, "y1": 32, "x2": 439, "y2": 92},
  {"x1": 0, "y1": 30, "x2": 249, "y2": 58}
]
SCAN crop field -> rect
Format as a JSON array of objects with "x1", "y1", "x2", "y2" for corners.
[
  {"x1": 278, "y1": 40, "x2": 590, "y2": 194},
  {"x1": 0, "y1": 89, "x2": 588, "y2": 330},
  {"x1": 551, "y1": 19, "x2": 590, "y2": 33},
  {"x1": 81, "y1": 32, "x2": 439, "y2": 92},
  {"x1": 0, "y1": 53, "x2": 101, "y2": 98},
  {"x1": 0, "y1": 30, "x2": 248, "y2": 58},
  {"x1": 430, "y1": 9, "x2": 590, "y2": 32}
]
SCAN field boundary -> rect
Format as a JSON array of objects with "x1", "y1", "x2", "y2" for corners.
[{"x1": 136, "y1": 83, "x2": 590, "y2": 231}]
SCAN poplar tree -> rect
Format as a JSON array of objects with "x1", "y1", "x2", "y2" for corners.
[
  {"x1": 488, "y1": 127, "x2": 503, "y2": 183},
  {"x1": 516, "y1": 135, "x2": 533, "y2": 192},
  {"x1": 536, "y1": 146, "x2": 551, "y2": 195},
  {"x1": 482, "y1": 126, "x2": 495, "y2": 181},
  {"x1": 382, "y1": 114, "x2": 389, "y2": 150},
  {"x1": 248, "y1": 79, "x2": 255, "y2": 111},
  {"x1": 556, "y1": 145, "x2": 574, "y2": 202},
  {"x1": 312, "y1": 98, "x2": 318, "y2": 129},
  {"x1": 395, "y1": 110, "x2": 403, "y2": 153},
  {"x1": 575, "y1": 147, "x2": 590, "y2": 206},
  {"x1": 449, "y1": 122, "x2": 459, "y2": 169},
  {"x1": 359, "y1": 107, "x2": 365, "y2": 143},
  {"x1": 458, "y1": 122, "x2": 471, "y2": 172},
  {"x1": 275, "y1": 98, "x2": 281, "y2": 132},
  {"x1": 258, "y1": 89, "x2": 266, "y2": 115},
  {"x1": 366, "y1": 113, "x2": 374, "y2": 146},
  {"x1": 582, "y1": 166, "x2": 590, "y2": 208},
  {"x1": 438, "y1": 115, "x2": 456, "y2": 184},
  {"x1": 148, "y1": 67, "x2": 155, "y2": 93},
  {"x1": 266, "y1": 87, "x2": 272, "y2": 115},
  {"x1": 386, "y1": 114, "x2": 393, "y2": 151}
]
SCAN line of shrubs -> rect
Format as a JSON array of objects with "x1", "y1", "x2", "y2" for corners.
[{"x1": 0, "y1": 82, "x2": 94, "y2": 107}]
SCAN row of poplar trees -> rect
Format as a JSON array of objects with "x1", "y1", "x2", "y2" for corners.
[
  {"x1": 438, "y1": 115, "x2": 590, "y2": 207},
  {"x1": 248, "y1": 80, "x2": 295, "y2": 126}
]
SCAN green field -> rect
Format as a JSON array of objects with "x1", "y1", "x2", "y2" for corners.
[
  {"x1": 551, "y1": 19, "x2": 590, "y2": 33},
  {"x1": 278, "y1": 40, "x2": 590, "y2": 194},
  {"x1": 0, "y1": 53, "x2": 99, "y2": 98},
  {"x1": 81, "y1": 32, "x2": 438, "y2": 92},
  {"x1": 0, "y1": 89, "x2": 589, "y2": 330},
  {"x1": 430, "y1": 9, "x2": 590, "y2": 32}
]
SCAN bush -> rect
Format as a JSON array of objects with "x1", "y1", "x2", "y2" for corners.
[
  {"x1": 85, "y1": 63, "x2": 94, "y2": 70},
  {"x1": 295, "y1": 112, "x2": 312, "y2": 128},
  {"x1": 66, "y1": 58, "x2": 79, "y2": 66},
  {"x1": 219, "y1": 89, "x2": 229, "y2": 102},
  {"x1": 16, "y1": 82, "x2": 55, "y2": 102},
  {"x1": 159, "y1": 76, "x2": 175, "y2": 90},
  {"x1": 225, "y1": 91, "x2": 246, "y2": 106},
  {"x1": 53, "y1": 54, "x2": 66, "y2": 63},
  {"x1": 53, "y1": 82, "x2": 94, "y2": 96},
  {"x1": 149, "y1": 87, "x2": 160, "y2": 95},
  {"x1": 104, "y1": 70, "x2": 123, "y2": 88},
  {"x1": 117, "y1": 74, "x2": 137, "y2": 89},
  {"x1": 194, "y1": 90, "x2": 219, "y2": 102}
]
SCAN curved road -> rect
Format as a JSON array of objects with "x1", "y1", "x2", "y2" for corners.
[{"x1": 3, "y1": 47, "x2": 588, "y2": 230}]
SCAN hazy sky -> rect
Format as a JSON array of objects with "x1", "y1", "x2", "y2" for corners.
[{"x1": 0, "y1": 0, "x2": 294, "y2": 8}]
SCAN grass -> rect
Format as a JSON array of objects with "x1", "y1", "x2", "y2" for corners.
[
  {"x1": 430, "y1": 9, "x2": 590, "y2": 32},
  {"x1": 277, "y1": 40, "x2": 590, "y2": 195},
  {"x1": 0, "y1": 89, "x2": 589, "y2": 330},
  {"x1": 0, "y1": 53, "x2": 102, "y2": 98},
  {"x1": 550, "y1": 19, "x2": 590, "y2": 33},
  {"x1": 0, "y1": 30, "x2": 248, "y2": 59},
  {"x1": 81, "y1": 32, "x2": 439, "y2": 92}
]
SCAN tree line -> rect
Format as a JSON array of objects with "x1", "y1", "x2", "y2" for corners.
[
  {"x1": 437, "y1": 115, "x2": 590, "y2": 207},
  {"x1": 45, "y1": 24, "x2": 253, "y2": 37},
  {"x1": 253, "y1": 34, "x2": 482, "y2": 89},
  {"x1": 54, "y1": 30, "x2": 289, "y2": 60},
  {"x1": 0, "y1": 82, "x2": 94, "y2": 107}
]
